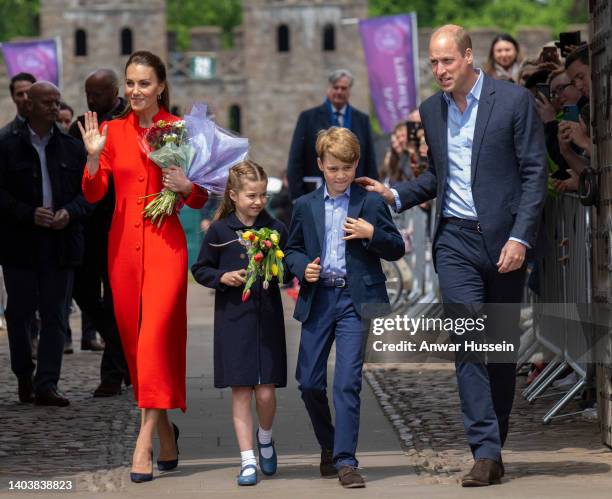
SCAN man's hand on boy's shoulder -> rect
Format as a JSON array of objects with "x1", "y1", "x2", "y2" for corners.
[
  {"x1": 343, "y1": 217, "x2": 374, "y2": 241},
  {"x1": 355, "y1": 177, "x2": 395, "y2": 205}
]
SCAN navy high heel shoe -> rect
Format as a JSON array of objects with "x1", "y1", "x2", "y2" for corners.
[
  {"x1": 130, "y1": 451, "x2": 153, "y2": 483},
  {"x1": 157, "y1": 423, "x2": 179, "y2": 471}
]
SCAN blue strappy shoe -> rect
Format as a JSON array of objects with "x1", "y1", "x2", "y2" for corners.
[
  {"x1": 157, "y1": 423, "x2": 180, "y2": 471},
  {"x1": 237, "y1": 464, "x2": 258, "y2": 486},
  {"x1": 256, "y1": 429, "x2": 278, "y2": 476}
]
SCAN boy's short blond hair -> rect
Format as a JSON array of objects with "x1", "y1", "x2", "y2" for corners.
[{"x1": 315, "y1": 127, "x2": 360, "y2": 164}]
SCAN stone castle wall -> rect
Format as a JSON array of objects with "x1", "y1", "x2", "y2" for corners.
[{"x1": 0, "y1": 0, "x2": 589, "y2": 176}]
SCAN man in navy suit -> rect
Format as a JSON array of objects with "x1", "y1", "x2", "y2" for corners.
[
  {"x1": 359, "y1": 25, "x2": 547, "y2": 486},
  {"x1": 286, "y1": 127, "x2": 404, "y2": 489},
  {"x1": 287, "y1": 69, "x2": 379, "y2": 200}
]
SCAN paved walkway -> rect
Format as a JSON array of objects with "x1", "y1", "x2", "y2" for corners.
[{"x1": 1, "y1": 284, "x2": 612, "y2": 498}]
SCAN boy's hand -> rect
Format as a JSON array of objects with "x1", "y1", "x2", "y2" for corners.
[
  {"x1": 304, "y1": 257, "x2": 321, "y2": 283},
  {"x1": 343, "y1": 217, "x2": 374, "y2": 241},
  {"x1": 220, "y1": 269, "x2": 247, "y2": 287}
]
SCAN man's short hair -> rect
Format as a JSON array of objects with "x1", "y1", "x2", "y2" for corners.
[
  {"x1": 565, "y1": 43, "x2": 589, "y2": 69},
  {"x1": 9, "y1": 72, "x2": 36, "y2": 95},
  {"x1": 432, "y1": 25, "x2": 472, "y2": 55},
  {"x1": 316, "y1": 127, "x2": 360, "y2": 164},
  {"x1": 59, "y1": 101, "x2": 74, "y2": 115},
  {"x1": 328, "y1": 69, "x2": 354, "y2": 87}
]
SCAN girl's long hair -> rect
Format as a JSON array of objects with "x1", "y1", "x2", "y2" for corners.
[{"x1": 214, "y1": 160, "x2": 268, "y2": 221}]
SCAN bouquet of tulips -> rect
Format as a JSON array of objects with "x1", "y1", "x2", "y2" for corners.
[
  {"x1": 239, "y1": 228, "x2": 284, "y2": 302},
  {"x1": 141, "y1": 103, "x2": 249, "y2": 227}
]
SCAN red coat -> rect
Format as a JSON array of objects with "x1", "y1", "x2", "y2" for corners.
[{"x1": 82, "y1": 109, "x2": 207, "y2": 411}]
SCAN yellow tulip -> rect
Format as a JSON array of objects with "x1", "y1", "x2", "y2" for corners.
[
  {"x1": 242, "y1": 231, "x2": 252, "y2": 241},
  {"x1": 272, "y1": 264, "x2": 278, "y2": 276},
  {"x1": 275, "y1": 250, "x2": 284, "y2": 259},
  {"x1": 254, "y1": 236, "x2": 260, "y2": 244},
  {"x1": 270, "y1": 233, "x2": 279, "y2": 244}
]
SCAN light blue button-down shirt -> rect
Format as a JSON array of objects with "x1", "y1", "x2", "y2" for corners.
[
  {"x1": 322, "y1": 184, "x2": 350, "y2": 277},
  {"x1": 441, "y1": 69, "x2": 483, "y2": 219}
]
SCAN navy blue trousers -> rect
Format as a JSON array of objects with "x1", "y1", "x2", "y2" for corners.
[
  {"x1": 296, "y1": 286, "x2": 367, "y2": 469},
  {"x1": 435, "y1": 221, "x2": 525, "y2": 462}
]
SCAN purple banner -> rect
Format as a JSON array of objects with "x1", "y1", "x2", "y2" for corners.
[
  {"x1": 359, "y1": 14, "x2": 418, "y2": 134},
  {"x1": 1, "y1": 38, "x2": 60, "y2": 86}
]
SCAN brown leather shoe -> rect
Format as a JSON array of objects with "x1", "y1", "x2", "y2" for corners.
[
  {"x1": 461, "y1": 458, "x2": 502, "y2": 487},
  {"x1": 81, "y1": 339, "x2": 105, "y2": 351},
  {"x1": 17, "y1": 375, "x2": 34, "y2": 403},
  {"x1": 93, "y1": 382, "x2": 122, "y2": 397},
  {"x1": 34, "y1": 389, "x2": 70, "y2": 407},
  {"x1": 320, "y1": 448, "x2": 336, "y2": 478},
  {"x1": 338, "y1": 466, "x2": 365, "y2": 488}
]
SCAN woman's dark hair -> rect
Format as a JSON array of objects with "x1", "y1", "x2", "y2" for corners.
[
  {"x1": 117, "y1": 50, "x2": 170, "y2": 118},
  {"x1": 485, "y1": 33, "x2": 521, "y2": 73}
]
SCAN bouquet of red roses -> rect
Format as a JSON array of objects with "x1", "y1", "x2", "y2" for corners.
[
  {"x1": 140, "y1": 103, "x2": 249, "y2": 227},
  {"x1": 239, "y1": 228, "x2": 284, "y2": 302}
]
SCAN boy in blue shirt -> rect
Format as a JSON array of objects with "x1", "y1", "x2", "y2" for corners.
[{"x1": 285, "y1": 127, "x2": 405, "y2": 489}]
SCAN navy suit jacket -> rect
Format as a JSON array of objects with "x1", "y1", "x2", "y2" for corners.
[
  {"x1": 285, "y1": 183, "x2": 405, "y2": 322},
  {"x1": 287, "y1": 103, "x2": 378, "y2": 200},
  {"x1": 395, "y1": 74, "x2": 548, "y2": 264}
]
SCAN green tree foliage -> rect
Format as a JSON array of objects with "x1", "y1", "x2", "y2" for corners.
[
  {"x1": 166, "y1": 0, "x2": 242, "y2": 50},
  {"x1": 0, "y1": 0, "x2": 38, "y2": 41},
  {"x1": 369, "y1": 0, "x2": 587, "y2": 33}
]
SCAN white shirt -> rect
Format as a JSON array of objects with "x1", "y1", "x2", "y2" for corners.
[{"x1": 28, "y1": 126, "x2": 54, "y2": 209}]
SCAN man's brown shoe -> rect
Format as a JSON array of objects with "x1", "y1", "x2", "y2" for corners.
[
  {"x1": 34, "y1": 389, "x2": 70, "y2": 407},
  {"x1": 461, "y1": 458, "x2": 502, "y2": 487},
  {"x1": 320, "y1": 448, "x2": 336, "y2": 478},
  {"x1": 338, "y1": 466, "x2": 365, "y2": 488}
]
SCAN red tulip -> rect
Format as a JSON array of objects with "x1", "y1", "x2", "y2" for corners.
[
  {"x1": 254, "y1": 252, "x2": 264, "y2": 263},
  {"x1": 264, "y1": 240, "x2": 272, "y2": 249},
  {"x1": 249, "y1": 233, "x2": 256, "y2": 241},
  {"x1": 242, "y1": 289, "x2": 251, "y2": 302}
]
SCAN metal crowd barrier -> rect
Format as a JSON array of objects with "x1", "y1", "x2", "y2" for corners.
[
  {"x1": 520, "y1": 193, "x2": 594, "y2": 424},
  {"x1": 384, "y1": 202, "x2": 441, "y2": 317}
]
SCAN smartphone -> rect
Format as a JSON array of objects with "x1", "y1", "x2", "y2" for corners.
[
  {"x1": 536, "y1": 83, "x2": 550, "y2": 102},
  {"x1": 563, "y1": 104, "x2": 580, "y2": 122},
  {"x1": 406, "y1": 121, "x2": 420, "y2": 142},
  {"x1": 541, "y1": 46, "x2": 558, "y2": 63},
  {"x1": 558, "y1": 31, "x2": 581, "y2": 57}
]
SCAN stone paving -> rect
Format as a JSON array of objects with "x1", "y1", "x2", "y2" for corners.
[
  {"x1": 2, "y1": 287, "x2": 612, "y2": 497},
  {"x1": 0, "y1": 322, "x2": 137, "y2": 492},
  {"x1": 366, "y1": 362, "x2": 612, "y2": 485}
]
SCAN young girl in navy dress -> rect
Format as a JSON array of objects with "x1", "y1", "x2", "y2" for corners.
[{"x1": 191, "y1": 161, "x2": 288, "y2": 486}]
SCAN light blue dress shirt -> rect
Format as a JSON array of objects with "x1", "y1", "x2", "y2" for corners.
[
  {"x1": 441, "y1": 68, "x2": 483, "y2": 220},
  {"x1": 390, "y1": 69, "x2": 528, "y2": 247},
  {"x1": 322, "y1": 184, "x2": 350, "y2": 277}
]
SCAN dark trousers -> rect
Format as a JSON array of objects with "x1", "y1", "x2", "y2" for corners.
[
  {"x1": 3, "y1": 264, "x2": 73, "y2": 393},
  {"x1": 435, "y1": 221, "x2": 525, "y2": 462},
  {"x1": 296, "y1": 286, "x2": 367, "y2": 469},
  {"x1": 72, "y1": 256, "x2": 128, "y2": 386}
]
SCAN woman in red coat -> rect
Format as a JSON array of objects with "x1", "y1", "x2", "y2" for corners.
[{"x1": 79, "y1": 51, "x2": 207, "y2": 482}]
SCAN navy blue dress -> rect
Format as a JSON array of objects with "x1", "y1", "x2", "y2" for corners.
[{"x1": 191, "y1": 210, "x2": 288, "y2": 388}]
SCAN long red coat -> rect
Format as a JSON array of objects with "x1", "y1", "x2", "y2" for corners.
[{"x1": 82, "y1": 109, "x2": 207, "y2": 411}]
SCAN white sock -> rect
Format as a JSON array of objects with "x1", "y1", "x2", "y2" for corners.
[
  {"x1": 241, "y1": 450, "x2": 256, "y2": 475},
  {"x1": 258, "y1": 426, "x2": 274, "y2": 458}
]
